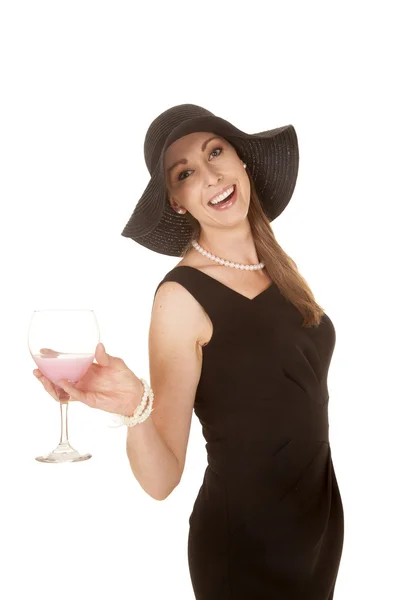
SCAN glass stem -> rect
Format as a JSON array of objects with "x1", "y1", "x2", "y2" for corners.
[{"x1": 59, "y1": 401, "x2": 69, "y2": 445}]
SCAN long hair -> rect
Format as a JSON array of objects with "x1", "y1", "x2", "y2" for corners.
[{"x1": 179, "y1": 171, "x2": 325, "y2": 328}]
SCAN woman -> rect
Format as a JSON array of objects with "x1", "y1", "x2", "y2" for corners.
[{"x1": 34, "y1": 104, "x2": 344, "y2": 599}]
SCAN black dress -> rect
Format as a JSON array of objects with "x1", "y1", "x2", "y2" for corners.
[{"x1": 155, "y1": 266, "x2": 344, "y2": 600}]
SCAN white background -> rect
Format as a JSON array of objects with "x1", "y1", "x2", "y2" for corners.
[{"x1": 1, "y1": 1, "x2": 398, "y2": 598}]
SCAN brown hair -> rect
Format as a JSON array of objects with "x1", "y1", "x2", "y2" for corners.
[{"x1": 178, "y1": 171, "x2": 325, "y2": 328}]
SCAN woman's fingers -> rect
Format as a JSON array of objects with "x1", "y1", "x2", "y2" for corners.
[
  {"x1": 54, "y1": 384, "x2": 71, "y2": 402},
  {"x1": 33, "y1": 369, "x2": 71, "y2": 402},
  {"x1": 39, "y1": 348, "x2": 63, "y2": 357},
  {"x1": 56, "y1": 379, "x2": 95, "y2": 408},
  {"x1": 34, "y1": 370, "x2": 61, "y2": 402}
]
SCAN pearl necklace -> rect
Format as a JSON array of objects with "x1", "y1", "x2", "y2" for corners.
[{"x1": 191, "y1": 240, "x2": 265, "y2": 270}]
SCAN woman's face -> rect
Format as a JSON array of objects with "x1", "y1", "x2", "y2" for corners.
[{"x1": 163, "y1": 131, "x2": 250, "y2": 226}]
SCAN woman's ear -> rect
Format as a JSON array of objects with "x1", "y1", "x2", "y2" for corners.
[{"x1": 169, "y1": 195, "x2": 186, "y2": 214}]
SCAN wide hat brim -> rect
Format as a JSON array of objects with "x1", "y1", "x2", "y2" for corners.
[{"x1": 121, "y1": 115, "x2": 299, "y2": 257}]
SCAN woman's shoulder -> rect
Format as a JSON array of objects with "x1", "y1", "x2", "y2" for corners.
[{"x1": 152, "y1": 275, "x2": 210, "y2": 349}]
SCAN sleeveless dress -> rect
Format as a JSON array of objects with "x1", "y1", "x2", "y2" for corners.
[{"x1": 154, "y1": 266, "x2": 344, "y2": 600}]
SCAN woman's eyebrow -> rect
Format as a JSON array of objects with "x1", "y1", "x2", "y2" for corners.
[{"x1": 166, "y1": 136, "x2": 222, "y2": 174}]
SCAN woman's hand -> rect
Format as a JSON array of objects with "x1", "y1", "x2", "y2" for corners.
[{"x1": 33, "y1": 343, "x2": 144, "y2": 417}]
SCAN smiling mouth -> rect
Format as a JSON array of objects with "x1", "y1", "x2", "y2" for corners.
[
  {"x1": 208, "y1": 185, "x2": 238, "y2": 210},
  {"x1": 208, "y1": 185, "x2": 236, "y2": 206}
]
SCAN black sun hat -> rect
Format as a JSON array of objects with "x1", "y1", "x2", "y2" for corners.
[{"x1": 121, "y1": 104, "x2": 299, "y2": 257}]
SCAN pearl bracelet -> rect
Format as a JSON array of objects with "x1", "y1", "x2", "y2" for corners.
[{"x1": 108, "y1": 378, "x2": 154, "y2": 428}]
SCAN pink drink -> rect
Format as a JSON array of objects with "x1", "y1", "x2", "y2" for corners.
[{"x1": 32, "y1": 352, "x2": 95, "y2": 384}]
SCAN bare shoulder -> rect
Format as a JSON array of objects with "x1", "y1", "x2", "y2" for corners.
[
  {"x1": 152, "y1": 262, "x2": 210, "y2": 348},
  {"x1": 152, "y1": 281, "x2": 203, "y2": 343}
]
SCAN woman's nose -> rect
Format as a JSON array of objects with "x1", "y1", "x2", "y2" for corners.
[{"x1": 204, "y1": 170, "x2": 222, "y2": 186}]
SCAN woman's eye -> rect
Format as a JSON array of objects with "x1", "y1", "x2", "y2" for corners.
[
  {"x1": 178, "y1": 147, "x2": 223, "y2": 181},
  {"x1": 209, "y1": 147, "x2": 222, "y2": 159},
  {"x1": 178, "y1": 170, "x2": 190, "y2": 181}
]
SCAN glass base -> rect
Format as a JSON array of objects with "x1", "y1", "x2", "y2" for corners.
[{"x1": 35, "y1": 442, "x2": 92, "y2": 463}]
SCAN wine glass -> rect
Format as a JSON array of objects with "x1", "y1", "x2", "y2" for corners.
[{"x1": 28, "y1": 309, "x2": 100, "y2": 463}]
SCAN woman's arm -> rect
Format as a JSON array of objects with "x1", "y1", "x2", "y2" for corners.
[{"x1": 126, "y1": 281, "x2": 204, "y2": 501}]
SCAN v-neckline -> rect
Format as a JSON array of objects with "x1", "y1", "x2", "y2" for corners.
[{"x1": 174, "y1": 265, "x2": 276, "y2": 302}]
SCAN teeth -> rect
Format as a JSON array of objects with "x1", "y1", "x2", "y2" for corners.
[{"x1": 209, "y1": 185, "x2": 234, "y2": 205}]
